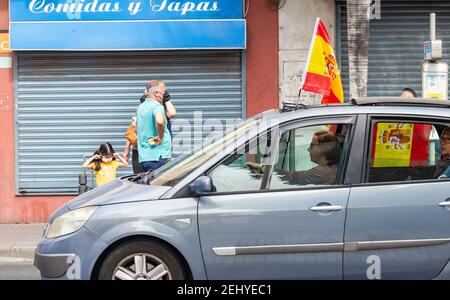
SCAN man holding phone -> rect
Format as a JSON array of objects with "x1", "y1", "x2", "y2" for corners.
[{"x1": 136, "y1": 80, "x2": 175, "y2": 172}]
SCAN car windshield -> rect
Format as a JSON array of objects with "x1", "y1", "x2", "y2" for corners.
[{"x1": 149, "y1": 109, "x2": 279, "y2": 186}]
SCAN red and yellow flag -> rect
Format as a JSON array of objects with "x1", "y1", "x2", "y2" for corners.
[
  {"x1": 371, "y1": 123, "x2": 431, "y2": 167},
  {"x1": 301, "y1": 18, "x2": 344, "y2": 104}
]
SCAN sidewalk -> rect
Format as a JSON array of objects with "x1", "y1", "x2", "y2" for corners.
[{"x1": 0, "y1": 224, "x2": 46, "y2": 259}]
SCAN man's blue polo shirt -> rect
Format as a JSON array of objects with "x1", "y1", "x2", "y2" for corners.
[{"x1": 136, "y1": 98, "x2": 172, "y2": 162}]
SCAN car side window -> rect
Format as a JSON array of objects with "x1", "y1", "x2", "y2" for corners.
[
  {"x1": 207, "y1": 134, "x2": 273, "y2": 193},
  {"x1": 269, "y1": 124, "x2": 351, "y2": 190},
  {"x1": 366, "y1": 121, "x2": 450, "y2": 183}
]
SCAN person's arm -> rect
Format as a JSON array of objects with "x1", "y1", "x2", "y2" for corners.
[
  {"x1": 245, "y1": 162, "x2": 307, "y2": 184},
  {"x1": 83, "y1": 154, "x2": 100, "y2": 168},
  {"x1": 164, "y1": 100, "x2": 176, "y2": 119},
  {"x1": 153, "y1": 111, "x2": 165, "y2": 145},
  {"x1": 274, "y1": 168, "x2": 295, "y2": 183},
  {"x1": 113, "y1": 153, "x2": 129, "y2": 167},
  {"x1": 274, "y1": 167, "x2": 318, "y2": 185},
  {"x1": 277, "y1": 167, "x2": 329, "y2": 185},
  {"x1": 123, "y1": 140, "x2": 131, "y2": 161}
]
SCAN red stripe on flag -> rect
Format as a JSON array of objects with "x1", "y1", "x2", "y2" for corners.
[
  {"x1": 410, "y1": 124, "x2": 431, "y2": 166},
  {"x1": 321, "y1": 89, "x2": 342, "y2": 104},
  {"x1": 302, "y1": 72, "x2": 330, "y2": 96},
  {"x1": 370, "y1": 123, "x2": 377, "y2": 166},
  {"x1": 316, "y1": 20, "x2": 332, "y2": 45}
]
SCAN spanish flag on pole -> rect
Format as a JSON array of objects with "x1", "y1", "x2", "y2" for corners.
[{"x1": 301, "y1": 18, "x2": 344, "y2": 104}]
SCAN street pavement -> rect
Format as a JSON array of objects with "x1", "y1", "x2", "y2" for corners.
[
  {"x1": 0, "y1": 223, "x2": 45, "y2": 259},
  {"x1": 0, "y1": 257, "x2": 40, "y2": 280},
  {"x1": 0, "y1": 224, "x2": 45, "y2": 280}
]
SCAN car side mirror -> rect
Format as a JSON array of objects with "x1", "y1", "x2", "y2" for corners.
[{"x1": 190, "y1": 176, "x2": 213, "y2": 195}]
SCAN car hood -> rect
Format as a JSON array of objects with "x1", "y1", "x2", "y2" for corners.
[{"x1": 67, "y1": 178, "x2": 171, "y2": 210}]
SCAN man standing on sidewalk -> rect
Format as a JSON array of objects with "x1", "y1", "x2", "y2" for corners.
[{"x1": 137, "y1": 80, "x2": 174, "y2": 172}]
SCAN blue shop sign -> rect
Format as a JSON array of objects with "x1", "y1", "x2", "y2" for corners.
[
  {"x1": 10, "y1": 0, "x2": 243, "y2": 21},
  {"x1": 10, "y1": 0, "x2": 246, "y2": 50}
]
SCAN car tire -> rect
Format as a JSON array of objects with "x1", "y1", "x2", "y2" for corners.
[{"x1": 98, "y1": 239, "x2": 186, "y2": 280}]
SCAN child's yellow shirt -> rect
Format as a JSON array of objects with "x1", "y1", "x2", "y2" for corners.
[{"x1": 89, "y1": 161, "x2": 120, "y2": 187}]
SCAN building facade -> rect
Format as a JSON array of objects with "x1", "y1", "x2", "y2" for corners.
[
  {"x1": 0, "y1": 0, "x2": 278, "y2": 222},
  {"x1": 2, "y1": 0, "x2": 450, "y2": 223},
  {"x1": 279, "y1": 0, "x2": 450, "y2": 103}
]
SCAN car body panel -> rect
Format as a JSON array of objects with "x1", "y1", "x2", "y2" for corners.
[
  {"x1": 344, "y1": 182, "x2": 450, "y2": 279},
  {"x1": 36, "y1": 227, "x2": 108, "y2": 280},
  {"x1": 198, "y1": 188, "x2": 350, "y2": 279},
  {"x1": 83, "y1": 198, "x2": 207, "y2": 279},
  {"x1": 434, "y1": 259, "x2": 450, "y2": 280},
  {"x1": 67, "y1": 178, "x2": 171, "y2": 210}
]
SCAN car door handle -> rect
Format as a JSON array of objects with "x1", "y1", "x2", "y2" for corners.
[
  {"x1": 310, "y1": 205, "x2": 343, "y2": 212},
  {"x1": 438, "y1": 201, "x2": 450, "y2": 208}
]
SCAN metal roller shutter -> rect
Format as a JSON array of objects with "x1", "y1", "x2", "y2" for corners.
[
  {"x1": 15, "y1": 50, "x2": 244, "y2": 194},
  {"x1": 337, "y1": 0, "x2": 450, "y2": 98}
]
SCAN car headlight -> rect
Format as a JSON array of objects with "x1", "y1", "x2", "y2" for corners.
[{"x1": 46, "y1": 206, "x2": 97, "y2": 239}]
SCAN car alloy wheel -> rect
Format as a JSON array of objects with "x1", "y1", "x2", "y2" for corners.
[
  {"x1": 112, "y1": 253, "x2": 172, "y2": 280},
  {"x1": 98, "y1": 240, "x2": 186, "y2": 280}
]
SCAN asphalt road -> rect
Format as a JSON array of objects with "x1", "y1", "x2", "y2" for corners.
[{"x1": 0, "y1": 257, "x2": 41, "y2": 280}]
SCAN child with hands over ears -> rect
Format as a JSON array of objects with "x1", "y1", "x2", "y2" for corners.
[{"x1": 83, "y1": 143, "x2": 128, "y2": 187}]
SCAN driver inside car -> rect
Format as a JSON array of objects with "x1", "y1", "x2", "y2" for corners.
[{"x1": 246, "y1": 130, "x2": 340, "y2": 186}]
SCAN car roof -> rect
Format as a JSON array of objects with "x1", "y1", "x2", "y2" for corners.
[{"x1": 275, "y1": 97, "x2": 450, "y2": 124}]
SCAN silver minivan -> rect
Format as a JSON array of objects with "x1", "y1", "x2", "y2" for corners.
[{"x1": 35, "y1": 98, "x2": 450, "y2": 280}]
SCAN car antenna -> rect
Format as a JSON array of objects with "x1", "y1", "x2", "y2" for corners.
[{"x1": 295, "y1": 89, "x2": 308, "y2": 109}]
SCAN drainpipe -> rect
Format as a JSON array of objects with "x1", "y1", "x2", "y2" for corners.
[{"x1": 346, "y1": 0, "x2": 370, "y2": 99}]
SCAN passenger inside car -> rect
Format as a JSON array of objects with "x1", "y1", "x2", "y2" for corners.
[
  {"x1": 367, "y1": 123, "x2": 450, "y2": 183},
  {"x1": 435, "y1": 127, "x2": 450, "y2": 179}
]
